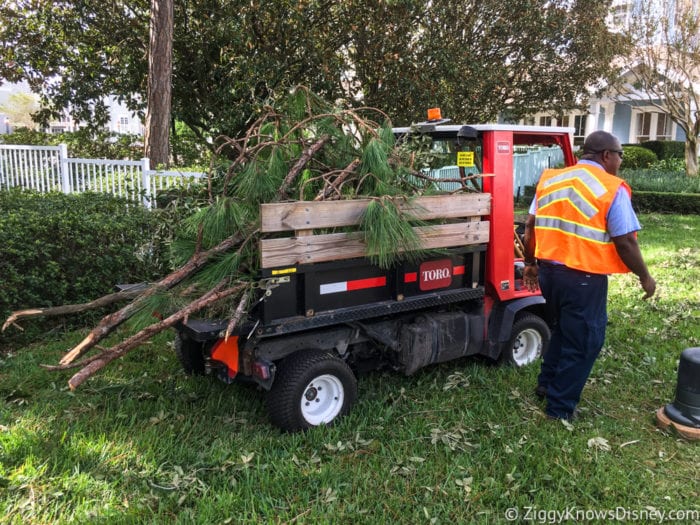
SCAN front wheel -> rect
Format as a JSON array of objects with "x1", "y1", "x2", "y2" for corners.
[
  {"x1": 501, "y1": 313, "x2": 550, "y2": 367},
  {"x1": 267, "y1": 350, "x2": 357, "y2": 432}
]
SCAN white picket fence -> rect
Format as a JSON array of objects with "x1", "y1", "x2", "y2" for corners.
[{"x1": 0, "y1": 144, "x2": 206, "y2": 208}]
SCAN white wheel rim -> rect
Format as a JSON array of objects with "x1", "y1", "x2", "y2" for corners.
[
  {"x1": 512, "y1": 328, "x2": 542, "y2": 366},
  {"x1": 300, "y1": 374, "x2": 345, "y2": 425}
]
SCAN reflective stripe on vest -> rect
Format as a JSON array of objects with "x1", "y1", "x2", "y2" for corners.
[
  {"x1": 541, "y1": 168, "x2": 608, "y2": 197},
  {"x1": 537, "y1": 187, "x2": 599, "y2": 219},
  {"x1": 535, "y1": 215, "x2": 610, "y2": 244}
]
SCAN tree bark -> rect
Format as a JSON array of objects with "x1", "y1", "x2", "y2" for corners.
[
  {"x1": 276, "y1": 136, "x2": 330, "y2": 200},
  {"x1": 2, "y1": 288, "x2": 145, "y2": 332},
  {"x1": 144, "y1": 0, "x2": 174, "y2": 168},
  {"x1": 59, "y1": 230, "x2": 247, "y2": 365},
  {"x1": 686, "y1": 137, "x2": 698, "y2": 178},
  {"x1": 66, "y1": 281, "x2": 246, "y2": 390}
]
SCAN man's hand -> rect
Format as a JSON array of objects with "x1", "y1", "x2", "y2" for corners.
[
  {"x1": 611, "y1": 232, "x2": 656, "y2": 300},
  {"x1": 640, "y1": 274, "x2": 656, "y2": 300},
  {"x1": 523, "y1": 264, "x2": 539, "y2": 292}
]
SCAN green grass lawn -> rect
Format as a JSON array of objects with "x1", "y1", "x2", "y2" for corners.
[{"x1": 1, "y1": 214, "x2": 699, "y2": 524}]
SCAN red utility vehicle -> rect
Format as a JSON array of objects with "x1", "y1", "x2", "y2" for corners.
[{"x1": 173, "y1": 117, "x2": 576, "y2": 431}]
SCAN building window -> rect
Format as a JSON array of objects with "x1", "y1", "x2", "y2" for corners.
[
  {"x1": 656, "y1": 113, "x2": 672, "y2": 140},
  {"x1": 119, "y1": 117, "x2": 129, "y2": 126},
  {"x1": 636, "y1": 112, "x2": 652, "y2": 142},
  {"x1": 539, "y1": 116, "x2": 553, "y2": 126},
  {"x1": 611, "y1": 4, "x2": 629, "y2": 27},
  {"x1": 560, "y1": 116, "x2": 570, "y2": 127},
  {"x1": 567, "y1": 114, "x2": 587, "y2": 145}
]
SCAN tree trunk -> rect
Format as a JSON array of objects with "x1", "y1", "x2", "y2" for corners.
[
  {"x1": 686, "y1": 137, "x2": 698, "y2": 177},
  {"x1": 144, "y1": 0, "x2": 173, "y2": 168}
]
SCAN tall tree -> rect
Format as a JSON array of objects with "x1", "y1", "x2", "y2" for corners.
[
  {"x1": 345, "y1": 0, "x2": 627, "y2": 124},
  {"x1": 622, "y1": 0, "x2": 699, "y2": 177},
  {"x1": 1, "y1": 0, "x2": 625, "y2": 146},
  {"x1": 144, "y1": 0, "x2": 173, "y2": 167}
]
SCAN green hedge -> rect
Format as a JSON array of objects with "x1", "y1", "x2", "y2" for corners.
[
  {"x1": 640, "y1": 140, "x2": 685, "y2": 160},
  {"x1": 621, "y1": 146, "x2": 658, "y2": 169},
  {"x1": 0, "y1": 191, "x2": 167, "y2": 344},
  {"x1": 632, "y1": 191, "x2": 700, "y2": 214}
]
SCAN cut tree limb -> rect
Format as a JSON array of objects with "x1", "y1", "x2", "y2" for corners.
[
  {"x1": 66, "y1": 280, "x2": 247, "y2": 390},
  {"x1": 0, "y1": 289, "x2": 143, "y2": 332},
  {"x1": 2, "y1": 288, "x2": 144, "y2": 333},
  {"x1": 59, "y1": 230, "x2": 248, "y2": 366},
  {"x1": 224, "y1": 289, "x2": 250, "y2": 340},
  {"x1": 276, "y1": 136, "x2": 330, "y2": 201},
  {"x1": 313, "y1": 159, "x2": 361, "y2": 201}
]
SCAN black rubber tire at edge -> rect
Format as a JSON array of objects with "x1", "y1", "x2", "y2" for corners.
[
  {"x1": 174, "y1": 333, "x2": 206, "y2": 375},
  {"x1": 500, "y1": 313, "x2": 550, "y2": 367},
  {"x1": 267, "y1": 349, "x2": 358, "y2": 432}
]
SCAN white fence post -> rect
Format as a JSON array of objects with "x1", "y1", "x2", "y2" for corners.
[
  {"x1": 141, "y1": 158, "x2": 152, "y2": 209},
  {"x1": 59, "y1": 144, "x2": 71, "y2": 194}
]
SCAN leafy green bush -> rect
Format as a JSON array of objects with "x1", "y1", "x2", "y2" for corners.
[
  {"x1": 648, "y1": 157, "x2": 686, "y2": 172},
  {"x1": 0, "y1": 191, "x2": 169, "y2": 343},
  {"x1": 171, "y1": 121, "x2": 212, "y2": 168},
  {"x1": 640, "y1": 140, "x2": 685, "y2": 160},
  {"x1": 620, "y1": 146, "x2": 657, "y2": 169}
]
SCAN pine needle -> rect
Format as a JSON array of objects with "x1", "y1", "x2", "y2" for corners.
[{"x1": 360, "y1": 196, "x2": 427, "y2": 269}]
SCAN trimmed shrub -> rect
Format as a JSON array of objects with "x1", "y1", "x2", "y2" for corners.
[
  {"x1": 621, "y1": 146, "x2": 657, "y2": 169},
  {"x1": 0, "y1": 190, "x2": 168, "y2": 345},
  {"x1": 632, "y1": 191, "x2": 700, "y2": 214},
  {"x1": 640, "y1": 140, "x2": 685, "y2": 160}
]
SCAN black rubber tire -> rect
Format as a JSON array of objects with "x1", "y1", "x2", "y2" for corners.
[
  {"x1": 500, "y1": 313, "x2": 550, "y2": 367},
  {"x1": 174, "y1": 333, "x2": 206, "y2": 375},
  {"x1": 267, "y1": 350, "x2": 357, "y2": 432}
]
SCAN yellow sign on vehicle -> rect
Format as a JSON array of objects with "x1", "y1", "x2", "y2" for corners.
[{"x1": 457, "y1": 151, "x2": 475, "y2": 167}]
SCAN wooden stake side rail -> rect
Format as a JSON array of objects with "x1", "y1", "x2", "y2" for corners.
[{"x1": 260, "y1": 194, "x2": 491, "y2": 268}]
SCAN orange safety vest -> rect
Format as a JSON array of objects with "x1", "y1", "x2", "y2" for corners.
[{"x1": 534, "y1": 163, "x2": 632, "y2": 274}]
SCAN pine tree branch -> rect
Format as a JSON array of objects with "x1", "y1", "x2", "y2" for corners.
[
  {"x1": 59, "y1": 229, "x2": 249, "y2": 366},
  {"x1": 224, "y1": 289, "x2": 250, "y2": 340},
  {"x1": 2, "y1": 288, "x2": 144, "y2": 332},
  {"x1": 65, "y1": 280, "x2": 247, "y2": 390},
  {"x1": 313, "y1": 159, "x2": 361, "y2": 201},
  {"x1": 276, "y1": 136, "x2": 330, "y2": 200}
]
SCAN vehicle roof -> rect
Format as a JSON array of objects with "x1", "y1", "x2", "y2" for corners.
[{"x1": 392, "y1": 123, "x2": 575, "y2": 135}]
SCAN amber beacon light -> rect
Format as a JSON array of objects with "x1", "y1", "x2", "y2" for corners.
[{"x1": 427, "y1": 108, "x2": 442, "y2": 121}]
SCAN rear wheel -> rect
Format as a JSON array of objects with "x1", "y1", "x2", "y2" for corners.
[
  {"x1": 267, "y1": 350, "x2": 357, "y2": 432},
  {"x1": 174, "y1": 333, "x2": 206, "y2": 375},
  {"x1": 501, "y1": 313, "x2": 550, "y2": 367}
]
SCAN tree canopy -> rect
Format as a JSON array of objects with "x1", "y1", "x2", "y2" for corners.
[
  {"x1": 0, "y1": 0, "x2": 626, "y2": 144},
  {"x1": 622, "y1": 0, "x2": 700, "y2": 177}
]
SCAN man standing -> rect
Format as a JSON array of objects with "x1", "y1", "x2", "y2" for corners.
[{"x1": 522, "y1": 130, "x2": 656, "y2": 421}]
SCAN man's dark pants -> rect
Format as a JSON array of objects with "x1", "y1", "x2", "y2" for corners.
[{"x1": 537, "y1": 263, "x2": 608, "y2": 419}]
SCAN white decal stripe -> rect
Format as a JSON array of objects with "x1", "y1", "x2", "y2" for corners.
[{"x1": 320, "y1": 281, "x2": 348, "y2": 295}]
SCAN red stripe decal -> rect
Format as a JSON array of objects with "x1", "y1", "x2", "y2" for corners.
[
  {"x1": 454, "y1": 265, "x2": 465, "y2": 275},
  {"x1": 404, "y1": 272, "x2": 418, "y2": 283},
  {"x1": 347, "y1": 276, "x2": 386, "y2": 291}
]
